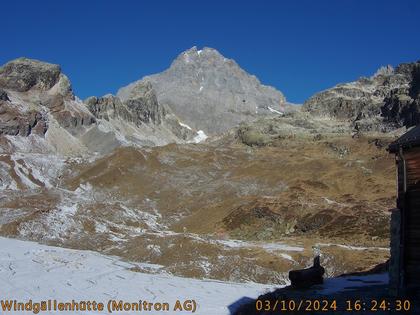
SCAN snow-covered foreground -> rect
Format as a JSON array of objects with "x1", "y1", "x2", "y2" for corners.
[{"x1": 0, "y1": 237, "x2": 277, "y2": 314}]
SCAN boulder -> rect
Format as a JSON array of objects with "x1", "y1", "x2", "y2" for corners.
[{"x1": 0, "y1": 89, "x2": 9, "y2": 101}]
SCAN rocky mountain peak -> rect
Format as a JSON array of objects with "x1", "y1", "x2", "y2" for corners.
[
  {"x1": 167, "y1": 46, "x2": 264, "y2": 89},
  {"x1": 0, "y1": 58, "x2": 71, "y2": 96},
  {"x1": 372, "y1": 65, "x2": 394, "y2": 78},
  {"x1": 0, "y1": 58, "x2": 95, "y2": 152},
  {"x1": 118, "y1": 47, "x2": 286, "y2": 134},
  {"x1": 0, "y1": 56, "x2": 201, "y2": 155},
  {"x1": 171, "y1": 46, "x2": 227, "y2": 67},
  {"x1": 303, "y1": 61, "x2": 420, "y2": 131}
]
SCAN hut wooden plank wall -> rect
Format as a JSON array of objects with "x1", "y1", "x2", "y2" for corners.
[
  {"x1": 403, "y1": 147, "x2": 420, "y2": 287},
  {"x1": 389, "y1": 126, "x2": 420, "y2": 294},
  {"x1": 402, "y1": 147, "x2": 420, "y2": 287}
]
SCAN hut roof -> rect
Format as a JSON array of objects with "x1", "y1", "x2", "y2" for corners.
[{"x1": 389, "y1": 125, "x2": 420, "y2": 153}]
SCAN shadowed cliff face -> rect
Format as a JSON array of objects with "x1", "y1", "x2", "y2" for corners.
[
  {"x1": 117, "y1": 47, "x2": 286, "y2": 135},
  {"x1": 381, "y1": 62, "x2": 420, "y2": 127}
]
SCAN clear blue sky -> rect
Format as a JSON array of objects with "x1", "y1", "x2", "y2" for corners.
[{"x1": 2, "y1": 1, "x2": 420, "y2": 103}]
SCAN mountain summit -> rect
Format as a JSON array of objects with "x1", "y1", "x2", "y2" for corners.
[{"x1": 118, "y1": 47, "x2": 286, "y2": 134}]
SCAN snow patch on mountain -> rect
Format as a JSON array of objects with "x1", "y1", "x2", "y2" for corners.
[
  {"x1": 268, "y1": 106, "x2": 283, "y2": 115},
  {"x1": 0, "y1": 153, "x2": 66, "y2": 190},
  {"x1": 192, "y1": 130, "x2": 208, "y2": 143},
  {"x1": 178, "y1": 121, "x2": 192, "y2": 130},
  {"x1": 318, "y1": 243, "x2": 389, "y2": 252},
  {"x1": 216, "y1": 239, "x2": 304, "y2": 252}
]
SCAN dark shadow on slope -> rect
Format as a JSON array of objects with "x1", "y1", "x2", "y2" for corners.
[
  {"x1": 231, "y1": 272, "x2": 420, "y2": 315},
  {"x1": 228, "y1": 297, "x2": 255, "y2": 315}
]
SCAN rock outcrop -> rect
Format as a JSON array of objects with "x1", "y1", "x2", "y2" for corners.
[
  {"x1": 303, "y1": 61, "x2": 420, "y2": 131},
  {"x1": 83, "y1": 86, "x2": 197, "y2": 151},
  {"x1": 85, "y1": 81, "x2": 165, "y2": 127},
  {"x1": 118, "y1": 47, "x2": 286, "y2": 135},
  {"x1": 0, "y1": 58, "x2": 198, "y2": 155},
  {"x1": 0, "y1": 105, "x2": 47, "y2": 136},
  {"x1": 0, "y1": 58, "x2": 95, "y2": 143}
]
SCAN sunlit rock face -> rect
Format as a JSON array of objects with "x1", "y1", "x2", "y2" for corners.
[
  {"x1": 0, "y1": 58, "x2": 96, "y2": 154},
  {"x1": 118, "y1": 47, "x2": 286, "y2": 135},
  {"x1": 303, "y1": 61, "x2": 420, "y2": 132},
  {"x1": 0, "y1": 58, "x2": 198, "y2": 155}
]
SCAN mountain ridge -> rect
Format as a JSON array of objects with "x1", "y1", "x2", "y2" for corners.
[
  {"x1": 0, "y1": 48, "x2": 290, "y2": 154},
  {"x1": 1, "y1": 53, "x2": 419, "y2": 156},
  {"x1": 0, "y1": 57, "x2": 198, "y2": 155},
  {"x1": 302, "y1": 60, "x2": 420, "y2": 132},
  {"x1": 117, "y1": 46, "x2": 286, "y2": 135}
]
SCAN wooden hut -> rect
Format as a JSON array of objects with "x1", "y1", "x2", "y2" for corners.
[{"x1": 388, "y1": 125, "x2": 420, "y2": 294}]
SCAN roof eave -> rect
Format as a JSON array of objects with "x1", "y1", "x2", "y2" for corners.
[{"x1": 388, "y1": 139, "x2": 420, "y2": 154}]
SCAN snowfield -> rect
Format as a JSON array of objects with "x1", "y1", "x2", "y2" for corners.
[
  {"x1": 0, "y1": 237, "x2": 276, "y2": 314},
  {"x1": 267, "y1": 106, "x2": 283, "y2": 115},
  {"x1": 192, "y1": 131, "x2": 208, "y2": 143}
]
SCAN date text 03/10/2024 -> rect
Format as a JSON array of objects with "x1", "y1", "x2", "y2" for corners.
[{"x1": 255, "y1": 299, "x2": 412, "y2": 312}]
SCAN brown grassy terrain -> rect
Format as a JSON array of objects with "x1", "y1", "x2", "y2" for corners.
[{"x1": 0, "y1": 128, "x2": 397, "y2": 283}]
